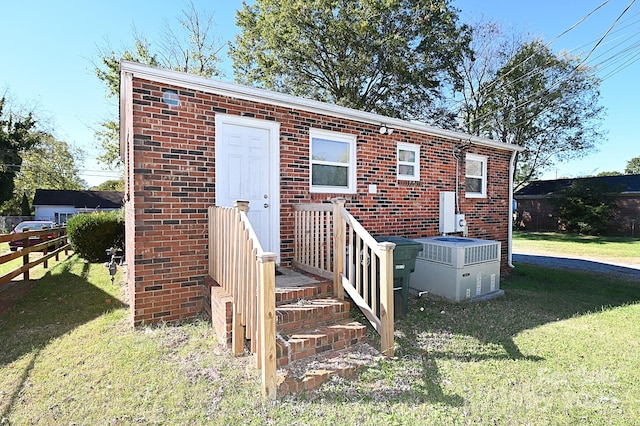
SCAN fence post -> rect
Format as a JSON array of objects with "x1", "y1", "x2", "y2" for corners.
[
  {"x1": 258, "y1": 252, "x2": 277, "y2": 400},
  {"x1": 378, "y1": 241, "x2": 395, "y2": 357},
  {"x1": 332, "y1": 198, "x2": 346, "y2": 300},
  {"x1": 22, "y1": 250, "x2": 29, "y2": 281}
]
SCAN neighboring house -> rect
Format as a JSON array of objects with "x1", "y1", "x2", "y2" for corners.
[
  {"x1": 514, "y1": 174, "x2": 640, "y2": 235},
  {"x1": 33, "y1": 189, "x2": 124, "y2": 224},
  {"x1": 119, "y1": 61, "x2": 523, "y2": 325}
]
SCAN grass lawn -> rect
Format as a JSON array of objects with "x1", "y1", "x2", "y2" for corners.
[
  {"x1": 1, "y1": 241, "x2": 639, "y2": 424},
  {"x1": 513, "y1": 231, "x2": 640, "y2": 265}
]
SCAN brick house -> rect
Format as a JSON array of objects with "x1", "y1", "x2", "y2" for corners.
[
  {"x1": 119, "y1": 61, "x2": 523, "y2": 326},
  {"x1": 515, "y1": 174, "x2": 640, "y2": 235}
]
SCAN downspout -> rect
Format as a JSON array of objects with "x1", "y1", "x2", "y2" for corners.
[{"x1": 508, "y1": 150, "x2": 518, "y2": 268}]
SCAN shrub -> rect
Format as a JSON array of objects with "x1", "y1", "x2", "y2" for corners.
[
  {"x1": 552, "y1": 181, "x2": 619, "y2": 235},
  {"x1": 66, "y1": 210, "x2": 124, "y2": 262}
]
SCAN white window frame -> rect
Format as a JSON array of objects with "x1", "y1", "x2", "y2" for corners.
[
  {"x1": 465, "y1": 153, "x2": 487, "y2": 198},
  {"x1": 397, "y1": 142, "x2": 420, "y2": 181},
  {"x1": 309, "y1": 128, "x2": 357, "y2": 194}
]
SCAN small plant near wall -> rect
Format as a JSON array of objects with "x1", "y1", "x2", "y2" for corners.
[
  {"x1": 66, "y1": 210, "x2": 124, "y2": 262},
  {"x1": 552, "y1": 181, "x2": 620, "y2": 235}
]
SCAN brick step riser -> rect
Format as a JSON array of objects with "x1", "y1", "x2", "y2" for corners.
[
  {"x1": 276, "y1": 299, "x2": 351, "y2": 333},
  {"x1": 275, "y1": 281, "x2": 333, "y2": 305},
  {"x1": 276, "y1": 310, "x2": 352, "y2": 335},
  {"x1": 276, "y1": 322, "x2": 367, "y2": 367}
]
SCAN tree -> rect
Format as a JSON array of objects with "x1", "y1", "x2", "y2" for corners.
[
  {"x1": 20, "y1": 192, "x2": 30, "y2": 215},
  {"x1": 452, "y1": 24, "x2": 604, "y2": 189},
  {"x1": 454, "y1": 20, "x2": 522, "y2": 137},
  {"x1": 94, "y1": 1, "x2": 224, "y2": 168},
  {"x1": 92, "y1": 179, "x2": 125, "y2": 191},
  {"x1": 625, "y1": 156, "x2": 640, "y2": 175},
  {"x1": 231, "y1": 0, "x2": 470, "y2": 122},
  {"x1": 0, "y1": 96, "x2": 39, "y2": 205},
  {"x1": 596, "y1": 171, "x2": 622, "y2": 177},
  {"x1": 552, "y1": 181, "x2": 619, "y2": 235},
  {"x1": 3, "y1": 134, "x2": 86, "y2": 214}
]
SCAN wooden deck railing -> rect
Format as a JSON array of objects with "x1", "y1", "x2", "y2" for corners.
[
  {"x1": 292, "y1": 203, "x2": 333, "y2": 279},
  {"x1": 293, "y1": 198, "x2": 396, "y2": 357},
  {"x1": 208, "y1": 201, "x2": 277, "y2": 400},
  {"x1": 0, "y1": 227, "x2": 70, "y2": 288}
]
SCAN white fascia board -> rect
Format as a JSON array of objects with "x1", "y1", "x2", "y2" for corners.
[{"x1": 120, "y1": 60, "x2": 524, "y2": 153}]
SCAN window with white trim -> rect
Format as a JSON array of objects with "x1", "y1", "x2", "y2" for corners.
[
  {"x1": 397, "y1": 142, "x2": 420, "y2": 181},
  {"x1": 309, "y1": 128, "x2": 357, "y2": 193},
  {"x1": 465, "y1": 154, "x2": 487, "y2": 198}
]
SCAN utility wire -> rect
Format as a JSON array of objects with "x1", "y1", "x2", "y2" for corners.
[{"x1": 459, "y1": 0, "x2": 638, "y2": 134}]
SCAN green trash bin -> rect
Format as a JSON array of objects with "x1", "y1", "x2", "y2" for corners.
[{"x1": 374, "y1": 236, "x2": 423, "y2": 316}]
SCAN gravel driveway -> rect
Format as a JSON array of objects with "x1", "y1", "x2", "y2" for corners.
[{"x1": 513, "y1": 253, "x2": 640, "y2": 282}]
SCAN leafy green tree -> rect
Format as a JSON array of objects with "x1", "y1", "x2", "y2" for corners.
[
  {"x1": 20, "y1": 192, "x2": 31, "y2": 215},
  {"x1": 0, "y1": 96, "x2": 39, "y2": 205},
  {"x1": 625, "y1": 156, "x2": 640, "y2": 175},
  {"x1": 231, "y1": 0, "x2": 470, "y2": 122},
  {"x1": 94, "y1": 1, "x2": 223, "y2": 168},
  {"x1": 453, "y1": 24, "x2": 604, "y2": 190},
  {"x1": 3, "y1": 134, "x2": 86, "y2": 214},
  {"x1": 596, "y1": 171, "x2": 622, "y2": 177},
  {"x1": 552, "y1": 181, "x2": 619, "y2": 235},
  {"x1": 491, "y1": 42, "x2": 603, "y2": 189},
  {"x1": 92, "y1": 179, "x2": 124, "y2": 191}
]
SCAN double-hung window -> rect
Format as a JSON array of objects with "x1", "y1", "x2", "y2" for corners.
[
  {"x1": 465, "y1": 153, "x2": 487, "y2": 198},
  {"x1": 309, "y1": 128, "x2": 357, "y2": 193},
  {"x1": 397, "y1": 142, "x2": 420, "y2": 181}
]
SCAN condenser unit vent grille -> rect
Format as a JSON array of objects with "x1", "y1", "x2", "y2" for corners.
[
  {"x1": 464, "y1": 244, "x2": 500, "y2": 266},
  {"x1": 413, "y1": 237, "x2": 501, "y2": 269},
  {"x1": 419, "y1": 244, "x2": 453, "y2": 265}
]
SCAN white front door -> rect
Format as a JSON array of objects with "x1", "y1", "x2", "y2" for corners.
[{"x1": 215, "y1": 114, "x2": 280, "y2": 259}]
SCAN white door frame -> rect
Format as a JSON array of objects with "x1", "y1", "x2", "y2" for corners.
[{"x1": 214, "y1": 114, "x2": 281, "y2": 260}]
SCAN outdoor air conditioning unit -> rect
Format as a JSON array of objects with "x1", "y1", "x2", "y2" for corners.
[{"x1": 409, "y1": 236, "x2": 503, "y2": 302}]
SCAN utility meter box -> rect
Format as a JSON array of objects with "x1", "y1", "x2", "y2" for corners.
[{"x1": 439, "y1": 192, "x2": 466, "y2": 234}]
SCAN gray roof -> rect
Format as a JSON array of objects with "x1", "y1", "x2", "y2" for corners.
[
  {"x1": 515, "y1": 175, "x2": 640, "y2": 198},
  {"x1": 33, "y1": 189, "x2": 123, "y2": 209}
]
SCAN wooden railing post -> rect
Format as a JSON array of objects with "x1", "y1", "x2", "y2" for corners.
[
  {"x1": 234, "y1": 200, "x2": 249, "y2": 213},
  {"x1": 378, "y1": 242, "x2": 395, "y2": 357},
  {"x1": 332, "y1": 198, "x2": 346, "y2": 300},
  {"x1": 258, "y1": 252, "x2": 277, "y2": 400}
]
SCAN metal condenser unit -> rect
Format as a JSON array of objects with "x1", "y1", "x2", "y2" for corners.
[{"x1": 409, "y1": 236, "x2": 503, "y2": 302}]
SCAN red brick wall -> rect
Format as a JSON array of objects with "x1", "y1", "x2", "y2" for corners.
[{"x1": 125, "y1": 76, "x2": 513, "y2": 325}]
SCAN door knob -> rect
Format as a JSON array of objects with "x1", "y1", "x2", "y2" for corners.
[{"x1": 264, "y1": 203, "x2": 269, "y2": 208}]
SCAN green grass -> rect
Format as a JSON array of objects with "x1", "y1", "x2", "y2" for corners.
[
  {"x1": 513, "y1": 231, "x2": 640, "y2": 264},
  {"x1": 1, "y1": 245, "x2": 639, "y2": 424}
]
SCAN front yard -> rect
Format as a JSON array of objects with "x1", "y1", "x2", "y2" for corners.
[{"x1": 1, "y1": 237, "x2": 639, "y2": 424}]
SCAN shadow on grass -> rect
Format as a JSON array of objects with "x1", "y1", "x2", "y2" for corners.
[
  {"x1": 314, "y1": 263, "x2": 640, "y2": 408},
  {"x1": 0, "y1": 255, "x2": 126, "y2": 417}
]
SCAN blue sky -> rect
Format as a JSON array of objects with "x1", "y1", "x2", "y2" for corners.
[{"x1": 1, "y1": 0, "x2": 638, "y2": 186}]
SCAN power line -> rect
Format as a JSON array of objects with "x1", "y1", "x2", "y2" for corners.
[{"x1": 459, "y1": 0, "x2": 639, "y2": 134}]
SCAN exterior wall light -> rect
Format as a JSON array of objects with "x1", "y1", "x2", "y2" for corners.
[{"x1": 379, "y1": 125, "x2": 394, "y2": 135}]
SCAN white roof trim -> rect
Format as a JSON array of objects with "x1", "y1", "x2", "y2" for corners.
[{"x1": 120, "y1": 60, "x2": 523, "y2": 153}]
